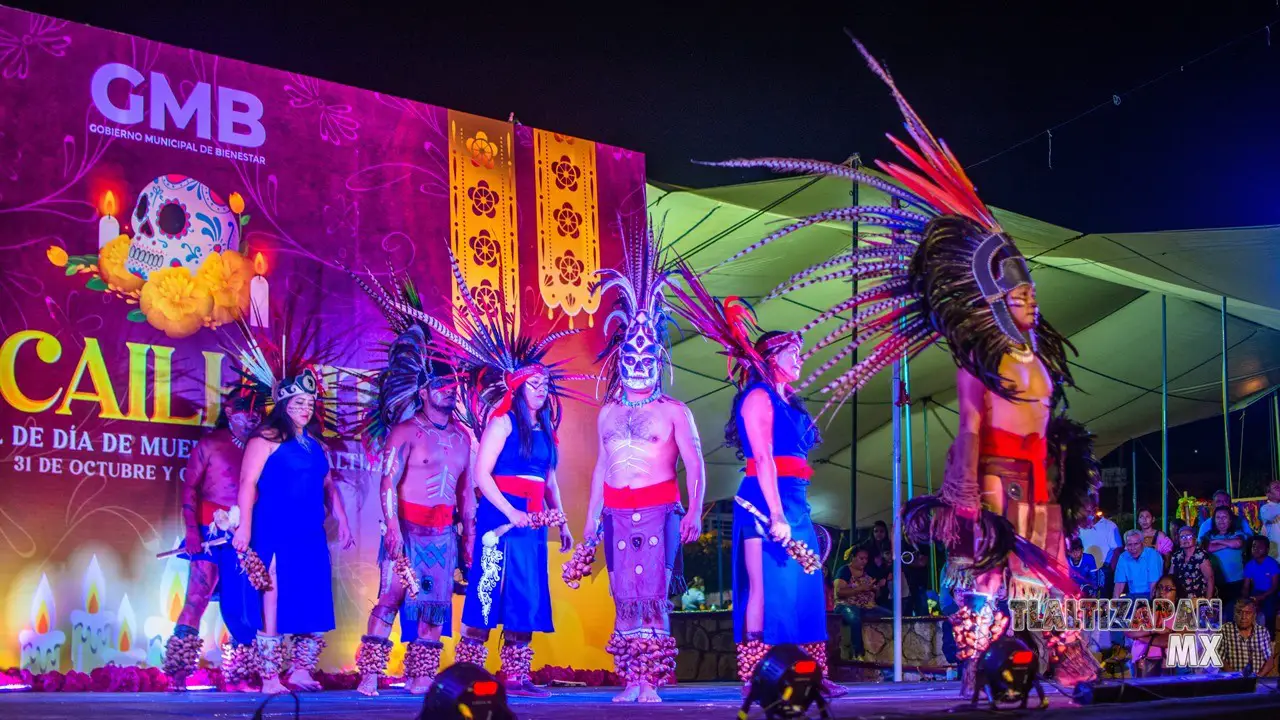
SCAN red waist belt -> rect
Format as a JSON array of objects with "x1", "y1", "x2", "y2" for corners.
[
  {"x1": 399, "y1": 499, "x2": 454, "y2": 528},
  {"x1": 199, "y1": 502, "x2": 231, "y2": 527},
  {"x1": 745, "y1": 456, "x2": 813, "y2": 480},
  {"x1": 981, "y1": 427, "x2": 1048, "y2": 503},
  {"x1": 604, "y1": 480, "x2": 680, "y2": 509},
  {"x1": 495, "y1": 475, "x2": 545, "y2": 512}
]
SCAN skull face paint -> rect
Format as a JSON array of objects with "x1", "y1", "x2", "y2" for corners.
[
  {"x1": 619, "y1": 310, "x2": 661, "y2": 392},
  {"x1": 126, "y1": 175, "x2": 240, "y2": 280}
]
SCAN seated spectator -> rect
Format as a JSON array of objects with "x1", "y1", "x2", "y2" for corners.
[
  {"x1": 1170, "y1": 524, "x2": 1215, "y2": 600},
  {"x1": 1220, "y1": 598, "x2": 1275, "y2": 675},
  {"x1": 1205, "y1": 506, "x2": 1249, "y2": 619},
  {"x1": 1129, "y1": 575, "x2": 1178, "y2": 677},
  {"x1": 1068, "y1": 537, "x2": 1101, "y2": 595},
  {"x1": 1244, "y1": 535, "x2": 1280, "y2": 632},
  {"x1": 1197, "y1": 489, "x2": 1253, "y2": 541},
  {"x1": 1077, "y1": 499, "x2": 1122, "y2": 594},
  {"x1": 835, "y1": 547, "x2": 889, "y2": 659},
  {"x1": 1114, "y1": 529, "x2": 1164, "y2": 600},
  {"x1": 1137, "y1": 508, "x2": 1173, "y2": 555},
  {"x1": 681, "y1": 576, "x2": 706, "y2": 611},
  {"x1": 1261, "y1": 481, "x2": 1280, "y2": 563}
]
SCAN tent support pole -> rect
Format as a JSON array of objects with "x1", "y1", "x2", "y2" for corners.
[
  {"x1": 1161, "y1": 295, "x2": 1169, "y2": 531},
  {"x1": 1273, "y1": 392, "x2": 1279, "y2": 485},
  {"x1": 1133, "y1": 442, "x2": 1139, "y2": 528},
  {"x1": 891, "y1": 361, "x2": 904, "y2": 684},
  {"x1": 924, "y1": 398, "x2": 936, "y2": 591},
  {"x1": 849, "y1": 160, "x2": 859, "y2": 537},
  {"x1": 1222, "y1": 296, "x2": 1232, "y2": 494}
]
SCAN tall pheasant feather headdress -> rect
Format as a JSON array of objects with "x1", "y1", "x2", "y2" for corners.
[
  {"x1": 344, "y1": 264, "x2": 462, "y2": 444},
  {"x1": 389, "y1": 249, "x2": 595, "y2": 433},
  {"x1": 704, "y1": 36, "x2": 1074, "y2": 414}
]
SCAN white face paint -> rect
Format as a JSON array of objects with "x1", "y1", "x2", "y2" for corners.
[{"x1": 619, "y1": 311, "x2": 661, "y2": 391}]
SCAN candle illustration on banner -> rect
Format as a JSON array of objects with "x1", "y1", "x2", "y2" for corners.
[
  {"x1": 98, "y1": 191, "x2": 120, "y2": 249},
  {"x1": 144, "y1": 550, "x2": 188, "y2": 667},
  {"x1": 18, "y1": 574, "x2": 65, "y2": 673},
  {"x1": 249, "y1": 252, "x2": 269, "y2": 328},
  {"x1": 105, "y1": 595, "x2": 145, "y2": 667},
  {"x1": 70, "y1": 555, "x2": 115, "y2": 672}
]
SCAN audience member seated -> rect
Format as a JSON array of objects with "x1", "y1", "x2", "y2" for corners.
[
  {"x1": 1114, "y1": 529, "x2": 1164, "y2": 601},
  {"x1": 834, "y1": 546, "x2": 889, "y2": 660},
  {"x1": 1128, "y1": 575, "x2": 1178, "y2": 677},
  {"x1": 1067, "y1": 537, "x2": 1101, "y2": 596},
  {"x1": 1220, "y1": 598, "x2": 1275, "y2": 675},
  {"x1": 1244, "y1": 535, "x2": 1280, "y2": 632},
  {"x1": 1137, "y1": 507, "x2": 1173, "y2": 556},
  {"x1": 1170, "y1": 524, "x2": 1215, "y2": 600}
]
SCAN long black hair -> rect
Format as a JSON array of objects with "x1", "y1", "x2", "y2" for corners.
[
  {"x1": 723, "y1": 330, "x2": 820, "y2": 459},
  {"x1": 509, "y1": 382, "x2": 558, "y2": 470},
  {"x1": 252, "y1": 395, "x2": 322, "y2": 444}
]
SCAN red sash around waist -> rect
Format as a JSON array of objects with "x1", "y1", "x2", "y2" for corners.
[
  {"x1": 199, "y1": 502, "x2": 231, "y2": 527},
  {"x1": 744, "y1": 456, "x2": 813, "y2": 480},
  {"x1": 604, "y1": 480, "x2": 680, "y2": 510},
  {"x1": 399, "y1": 499, "x2": 454, "y2": 528},
  {"x1": 981, "y1": 427, "x2": 1048, "y2": 503},
  {"x1": 495, "y1": 475, "x2": 545, "y2": 512}
]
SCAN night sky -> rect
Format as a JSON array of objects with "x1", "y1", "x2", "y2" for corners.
[{"x1": 13, "y1": 0, "x2": 1280, "y2": 510}]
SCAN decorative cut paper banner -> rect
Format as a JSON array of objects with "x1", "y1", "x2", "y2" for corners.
[
  {"x1": 448, "y1": 111, "x2": 519, "y2": 323},
  {"x1": 534, "y1": 131, "x2": 600, "y2": 327}
]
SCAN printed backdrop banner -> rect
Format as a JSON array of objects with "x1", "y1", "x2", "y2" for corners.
[{"x1": 0, "y1": 6, "x2": 646, "y2": 674}]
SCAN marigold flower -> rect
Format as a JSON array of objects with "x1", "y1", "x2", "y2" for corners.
[
  {"x1": 98, "y1": 235, "x2": 144, "y2": 293},
  {"x1": 139, "y1": 267, "x2": 214, "y2": 338},
  {"x1": 194, "y1": 251, "x2": 252, "y2": 326}
]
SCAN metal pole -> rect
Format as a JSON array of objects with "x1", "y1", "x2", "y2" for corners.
[
  {"x1": 1272, "y1": 392, "x2": 1279, "y2": 484},
  {"x1": 1162, "y1": 296, "x2": 1169, "y2": 530},
  {"x1": 715, "y1": 500, "x2": 724, "y2": 608},
  {"x1": 1222, "y1": 296, "x2": 1232, "y2": 494},
  {"x1": 1132, "y1": 442, "x2": 1139, "y2": 529},
  {"x1": 891, "y1": 361, "x2": 904, "y2": 683},
  {"x1": 924, "y1": 398, "x2": 936, "y2": 591}
]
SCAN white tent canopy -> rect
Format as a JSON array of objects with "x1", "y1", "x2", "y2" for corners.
[{"x1": 648, "y1": 175, "x2": 1280, "y2": 529}]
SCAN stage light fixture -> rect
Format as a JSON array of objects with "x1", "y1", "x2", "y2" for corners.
[
  {"x1": 419, "y1": 662, "x2": 516, "y2": 720},
  {"x1": 738, "y1": 644, "x2": 831, "y2": 720},
  {"x1": 972, "y1": 636, "x2": 1046, "y2": 710}
]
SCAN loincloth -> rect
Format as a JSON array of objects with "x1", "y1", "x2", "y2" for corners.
[
  {"x1": 980, "y1": 453, "x2": 1067, "y2": 601},
  {"x1": 379, "y1": 500, "x2": 457, "y2": 627},
  {"x1": 603, "y1": 480, "x2": 684, "y2": 624}
]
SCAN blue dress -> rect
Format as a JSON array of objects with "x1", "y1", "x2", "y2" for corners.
[
  {"x1": 248, "y1": 433, "x2": 336, "y2": 635},
  {"x1": 731, "y1": 382, "x2": 826, "y2": 645},
  {"x1": 461, "y1": 414, "x2": 555, "y2": 632}
]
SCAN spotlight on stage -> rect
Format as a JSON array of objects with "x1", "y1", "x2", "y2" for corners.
[
  {"x1": 738, "y1": 644, "x2": 830, "y2": 720},
  {"x1": 418, "y1": 662, "x2": 515, "y2": 720},
  {"x1": 973, "y1": 636, "x2": 1046, "y2": 710}
]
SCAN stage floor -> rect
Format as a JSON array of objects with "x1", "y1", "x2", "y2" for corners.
[{"x1": 3, "y1": 680, "x2": 1280, "y2": 719}]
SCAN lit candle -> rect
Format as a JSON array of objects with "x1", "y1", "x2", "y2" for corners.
[
  {"x1": 98, "y1": 191, "x2": 120, "y2": 250},
  {"x1": 70, "y1": 555, "x2": 115, "y2": 672},
  {"x1": 18, "y1": 574, "x2": 65, "y2": 673},
  {"x1": 249, "y1": 252, "x2": 269, "y2": 328},
  {"x1": 105, "y1": 595, "x2": 145, "y2": 667},
  {"x1": 144, "y1": 551, "x2": 188, "y2": 667}
]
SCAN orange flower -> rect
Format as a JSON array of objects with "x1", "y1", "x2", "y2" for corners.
[
  {"x1": 140, "y1": 267, "x2": 214, "y2": 338},
  {"x1": 98, "y1": 235, "x2": 144, "y2": 293},
  {"x1": 194, "y1": 251, "x2": 252, "y2": 325},
  {"x1": 46, "y1": 245, "x2": 68, "y2": 267},
  {"x1": 228, "y1": 192, "x2": 245, "y2": 215}
]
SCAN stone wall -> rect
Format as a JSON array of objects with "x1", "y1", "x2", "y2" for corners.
[
  {"x1": 861, "y1": 616, "x2": 950, "y2": 668},
  {"x1": 670, "y1": 611, "x2": 842, "y2": 682}
]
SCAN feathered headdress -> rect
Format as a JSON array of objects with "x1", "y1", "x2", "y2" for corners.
[
  {"x1": 703, "y1": 36, "x2": 1074, "y2": 415},
  {"x1": 221, "y1": 312, "x2": 342, "y2": 435},
  {"x1": 665, "y1": 258, "x2": 800, "y2": 389},
  {"x1": 346, "y1": 265, "x2": 461, "y2": 444},
  {"x1": 591, "y1": 218, "x2": 677, "y2": 399},
  {"x1": 389, "y1": 249, "x2": 594, "y2": 433}
]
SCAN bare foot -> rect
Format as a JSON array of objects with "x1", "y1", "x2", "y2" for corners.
[
  {"x1": 505, "y1": 680, "x2": 550, "y2": 698},
  {"x1": 821, "y1": 679, "x2": 848, "y2": 698},
  {"x1": 407, "y1": 676, "x2": 432, "y2": 695},
  {"x1": 261, "y1": 676, "x2": 289, "y2": 695},
  {"x1": 288, "y1": 669, "x2": 322, "y2": 692},
  {"x1": 356, "y1": 674, "x2": 379, "y2": 697},
  {"x1": 636, "y1": 684, "x2": 662, "y2": 703},
  {"x1": 612, "y1": 684, "x2": 641, "y2": 703},
  {"x1": 226, "y1": 681, "x2": 260, "y2": 693}
]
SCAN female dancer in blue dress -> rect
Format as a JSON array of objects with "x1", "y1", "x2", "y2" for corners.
[
  {"x1": 389, "y1": 249, "x2": 590, "y2": 698},
  {"x1": 665, "y1": 276, "x2": 846, "y2": 698},
  {"x1": 232, "y1": 368, "x2": 354, "y2": 694}
]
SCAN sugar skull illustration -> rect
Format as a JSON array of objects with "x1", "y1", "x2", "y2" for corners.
[{"x1": 125, "y1": 175, "x2": 240, "y2": 280}]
